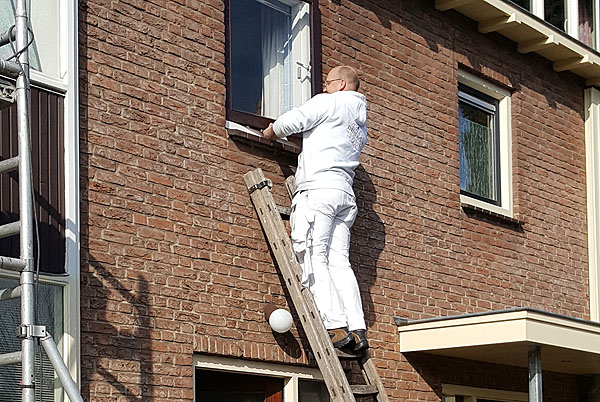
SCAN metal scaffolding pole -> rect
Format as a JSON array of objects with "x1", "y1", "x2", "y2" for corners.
[{"x1": 14, "y1": 0, "x2": 36, "y2": 400}]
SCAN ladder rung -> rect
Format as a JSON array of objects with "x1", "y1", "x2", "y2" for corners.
[
  {"x1": 0, "y1": 351, "x2": 22, "y2": 366},
  {"x1": 0, "y1": 221, "x2": 19, "y2": 239},
  {"x1": 0, "y1": 285, "x2": 20, "y2": 301},
  {"x1": 0, "y1": 256, "x2": 26, "y2": 271},
  {"x1": 0, "y1": 156, "x2": 18, "y2": 174},
  {"x1": 335, "y1": 348, "x2": 363, "y2": 360},
  {"x1": 350, "y1": 384, "x2": 378, "y2": 396},
  {"x1": 276, "y1": 205, "x2": 291, "y2": 218}
]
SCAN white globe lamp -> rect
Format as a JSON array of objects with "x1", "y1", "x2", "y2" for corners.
[{"x1": 265, "y1": 304, "x2": 293, "y2": 333}]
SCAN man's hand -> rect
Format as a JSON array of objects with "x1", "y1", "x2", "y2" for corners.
[{"x1": 262, "y1": 123, "x2": 277, "y2": 140}]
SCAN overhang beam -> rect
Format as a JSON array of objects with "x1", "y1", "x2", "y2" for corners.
[
  {"x1": 479, "y1": 13, "x2": 520, "y2": 34},
  {"x1": 435, "y1": 0, "x2": 476, "y2": 12},
  {"x1": 518, "y1": 35, "x2": 559, "y2": 54}
]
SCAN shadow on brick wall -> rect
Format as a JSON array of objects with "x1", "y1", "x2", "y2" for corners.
[
  {"x1": 86, "y1": 260, "x2": 155, "y2": 401},
  {"x1": 353, "y1": 164, "x2": 385, "y2": 330}
]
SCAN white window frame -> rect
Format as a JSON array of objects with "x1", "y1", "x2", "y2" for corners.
[
  {"x1": 194, "y1": 355, "x2": 329, "y2": 402},
  {"x1": 443, "y1": 384, "x2": 528, "y2": 402},
  {"x1": 458, "y1": 70, "x2": 513, "y2": 218},
  {"x1": 585, "y1": 87, "x2": 600, "y2": 322},
  {"x1": 0, "y1": 0, "x2": 80, "y2": 397}
]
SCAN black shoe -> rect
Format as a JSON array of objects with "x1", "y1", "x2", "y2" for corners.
[
  {"x1": 351, "y1": 329, "x2": 369, "y2": 352},
  {"x1": 328, "y1": 327, "x2": 354, "y2": 349}
]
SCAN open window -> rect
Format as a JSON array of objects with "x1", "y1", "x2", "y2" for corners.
[{"x1": 225, "y1": 0, "x2": 321, "y2": 131}]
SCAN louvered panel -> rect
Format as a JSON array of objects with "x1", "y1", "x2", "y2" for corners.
[{"x1": 0, "y1": 86, "x2": 65, "y2": 274}]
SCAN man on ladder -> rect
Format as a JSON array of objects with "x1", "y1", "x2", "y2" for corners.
[{"x1": 263, "y1": 65, "x2": 369, "y2": 352}]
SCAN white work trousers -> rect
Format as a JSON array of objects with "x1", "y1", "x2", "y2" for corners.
[{"x1": 290, "y1": 189, "x2": 366, "y2": 331}]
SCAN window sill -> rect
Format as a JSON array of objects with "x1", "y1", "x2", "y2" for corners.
[
  {"x1": 461, "y1": 203, "x2": 523, "y2": 228},
  {"x1": 226, "y1": 123, "x2": 301, "y2": 154}
]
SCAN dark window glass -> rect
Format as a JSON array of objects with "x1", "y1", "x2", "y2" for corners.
[
  {"x1": 458, "y1": 86, "x2": 500, "y2": 204},
  {"x1": 545, "y1": 0, "x2": 566, "y2": 31},
  {"x1": 299, "y1": 379, "x2": 330, "y2": 402},
  {"x1": 510, "y1": 0, "x2": 531, "y2": 11},
  {"x1": 230, "y1": 0, "x2": 268, "y2": 117},
  {"x1": 195, "y1": 370, "x2": 283, "y2": 402}
]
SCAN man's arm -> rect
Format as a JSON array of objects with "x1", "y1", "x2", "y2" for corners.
[
  {"x1": 262, "y1": 123, "x2": 277, "y2": 140},
  {"x1": 274, "y1": 94, "x2": 330, "y2": 138}
]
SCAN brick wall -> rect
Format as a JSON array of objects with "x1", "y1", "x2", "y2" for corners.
[{"x1": 80, "y1": 0, "x2": 590, "y2": 400}]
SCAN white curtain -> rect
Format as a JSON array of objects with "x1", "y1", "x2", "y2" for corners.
[{"x1": 261, "y1": 2, "x2": 291, "y2": 119}]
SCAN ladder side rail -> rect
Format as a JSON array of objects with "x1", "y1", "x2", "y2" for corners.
[
  {"x1": 358, "y1": 352, "x2": 390, "y2": 402},
  {"x1": 244, "y1": 169, "x2": 356, "y2": 402}
]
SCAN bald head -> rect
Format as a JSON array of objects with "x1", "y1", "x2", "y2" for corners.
[{"x1": 325, "y1": 66, "x2": 360, "y2": 93}]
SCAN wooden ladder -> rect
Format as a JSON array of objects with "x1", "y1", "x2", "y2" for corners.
[{"x1": 244, "y1": 168, "x2": 389, "y2": 402}]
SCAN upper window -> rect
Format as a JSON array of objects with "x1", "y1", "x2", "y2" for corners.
[
  {"x1": 508, "y1": 0, "x2": 596, "y2": 48},
  {"x1": 226, "y1": 0, "x2": 320, "y2": 130},
  {"x1": 458, "y1": 71, "x2": 513, "y2": 218},
  {"x1": 0, "y1": 0, "x2": 60, "y2": 79}
]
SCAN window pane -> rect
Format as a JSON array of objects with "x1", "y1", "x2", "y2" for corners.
[
  {"x1": 0, "y1": 0, "x2": 42, "y2": 71},
  {"x1": 509, "y1": 0, "x2": 531, "y2": 11},
  {"x1": 229, "y1": 0, "x2": 311, "y2": 120},
  {"x1": 459, "y1": 99, "x2": 498, "y2": 202},
  {"x1": 545, "y1": 0, "x2": 566, "y2": 31},
  {"x1": 0, "y1": 278, "x2": 63, "y2": 401},
  {"x1": 299, "y1": 380, "x2": 330, "y2": 402},
  {"x1": 579, "y1": 0, "x2": 595, "y2": 47}
]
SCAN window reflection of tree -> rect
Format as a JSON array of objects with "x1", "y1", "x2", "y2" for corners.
[{"x1": 459, "y1": 103, "x2": 495, "y2": 201}]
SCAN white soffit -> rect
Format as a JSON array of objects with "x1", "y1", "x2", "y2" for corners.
[
  {"x1": 396, "y1": 308, "x2": 600, "y2": 375},
  {"x1": 435, "y1": 0, "x2": 600, "y2": 86}
]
